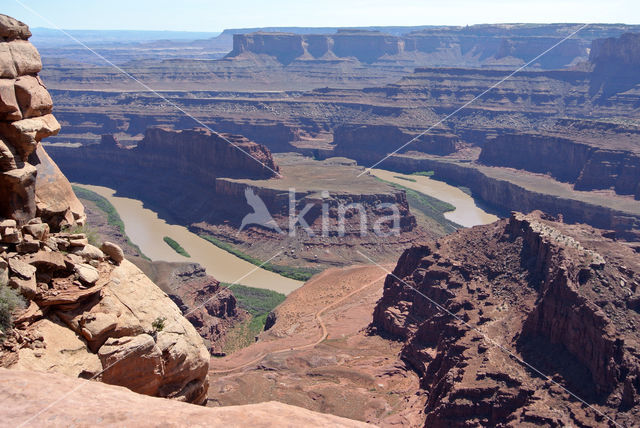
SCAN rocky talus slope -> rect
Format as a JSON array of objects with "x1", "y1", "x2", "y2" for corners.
[
  {"x1": 0, "y1": 14, "x2": 210, "y2": 405},
  {"x1": 373, "y1": 211, "x2": 640, "y2": 426},
  {"x1": 1, "y1": 368, "x2": 372, "y2": 427}
]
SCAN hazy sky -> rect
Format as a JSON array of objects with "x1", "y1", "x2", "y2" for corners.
[{"x1": 4, "y1": 0, "x2": 639, "y2": 32}]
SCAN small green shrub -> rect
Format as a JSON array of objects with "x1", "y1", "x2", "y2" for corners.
[
  {"x1": 64, "y1": 224, "x2": 101, "y2": 247},
  {"x1": 152, "y1": 316, "x2": 166, "y2": 332},
  {"x1": 0, "y1": 285, "x2": 25, "y2": 332}
]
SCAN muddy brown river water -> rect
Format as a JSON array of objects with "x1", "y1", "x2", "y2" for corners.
[
  {"x1": 75, "y1": 173, "x2": 496, "y2": 293},
  {"x1": 74, "y1": 184, "x2": 304, "y2": 295},
  {"x1": 370, "y1": 169, "x2": 499, "y2": 227}
]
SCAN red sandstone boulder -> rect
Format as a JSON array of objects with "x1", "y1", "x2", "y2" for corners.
[
  {"x1": 34, "y1": 145, "x2": 86, "y2": 229},
  {"x1": 14, "y1": 75, "x2": 53, "y2": 118},
  {"x1": 0, "y1": 14, "x2": 31, "y2": 40},
  {"x1": 0, "y1": 136, "x2": 20, "y2": 171},
  {"x1": 0, "y1": 163, "x2": 37, "y2": 224},
  {"x1": 7, "y1": 40, "x2": 41, "y2": 75},
  {"x1": 0, "y1": 43, "x2": 18, "y2": 78},
  {"x1": 0, "y1": 79, "x2": 21, "y2": 120},
  {"x1": 0, "y1": 113, "x2": 60, "y2": 158}
]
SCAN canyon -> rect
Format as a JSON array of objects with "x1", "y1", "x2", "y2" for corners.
[
  {"x1": 48, "y1": 134, "x2": 434, "y2": 270},
  {"x1": 205, "y1": 212, "x2": 640, "y2": 426},
  {"x1": 372, "y1": 211, "x2": 640, "y2": 426},
  {"x1": 2, "y1": 10, "x2": 640, "y2": 428},
  {"x1": 74, "y1": 183, "x2": 304, "y2": 294},
  {"x1": 39, "y1": 27, "x2": 640, "y2": 246}
]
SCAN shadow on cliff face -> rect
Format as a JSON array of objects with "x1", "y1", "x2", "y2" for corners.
[
  {"x1": 589, "y1": 64, "x2": 640, "y2": 102},
  {"x1": 516, "y1": 334, "x2": 602, "y2": 402}
]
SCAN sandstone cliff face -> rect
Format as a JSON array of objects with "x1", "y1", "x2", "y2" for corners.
[
  {"x1": 372, "y1": 211, "x2": 640, "y2": 426},
  {"x1": 48, "y1": 129, "x2": 282, "y2": 230},
  {"x1": 214, "y1": 177, "x2": 417, "y2": 237},
  {"x1": 345, "y1": 151, "x2": 640, "y2": 241},
  {"x1": 590, "y1": 32, "x2": 640, "y2": 68},
  {"x1": 0, "y1": 14, "x2": 84, "y2": 228},
  {"x1": 49, "y1": 127, "x2": 279, "y2": 187},
  {"x1": 227, "y1": 25, "x2": 626, "y2": 69},
  {"x1": 0, "y1": 15, "x2": 210, "y2": 405},
  {"x1": 589, "y1": 32, "x2": 640, "y2": 100},
  {"x1": 138, "y1": 127, "x2": 279, "y2": 180},
  {"x1": 228, "y1": 30, "x2": 404, "y2": 65},
  {"x1": 479, "y1": 133, "x2": 640, "y2": 198},
  {"x1": 334, "y1": 124, "x2": 461, "y2": 158}
]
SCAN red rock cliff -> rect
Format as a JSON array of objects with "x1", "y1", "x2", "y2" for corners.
[
  {"x1": 590, "y1": 32, "x2": 640, "y2": 67},
  {"x1": 373, "y1": 211, "x2": 640, "y2": 426}
]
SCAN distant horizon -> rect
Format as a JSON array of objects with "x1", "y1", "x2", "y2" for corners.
[
  {"x1": 28, "y1": 22, "x2": 638, "y2": 34},
  {"x1": 4, "y1": 0, "x2": 639, "y2": 32}
]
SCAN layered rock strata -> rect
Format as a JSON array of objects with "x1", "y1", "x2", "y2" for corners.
[
  {"x1": 50, "y1": 137, "x2": 426, "y2": 268},
  {"x1": 589, "y1": 32, "x2": 640, "y2": 98},
  {"x1": 479, "y1": 132, "x2": 640, "y2": 198},
  {"x1": 227, "y1": 25, "x2": 639, "y2": 69},
  {"x1": 372, "y1": 211, "x2": 640, "y2": 426}
]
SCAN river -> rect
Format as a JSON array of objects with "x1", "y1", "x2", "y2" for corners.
[
  {"x1": 74, "y1": 184, "x2": 303, "y2": 295},
  {"x1": 75, "y1": 171, "x2": 495, "y2": 293},
  {"x1": 370, "y1": 169, "x2": 499, "y2": 227}
]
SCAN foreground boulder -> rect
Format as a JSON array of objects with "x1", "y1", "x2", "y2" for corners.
[
  {"x1": 373, "y1": 211, "x2": 640, "y2": 427},
  {"x1": 0, "y1": 368, "x2": 371, "y2": 427},
  {"x1": 3, "y1": 226, "x2": 210, "y2": 404}
]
